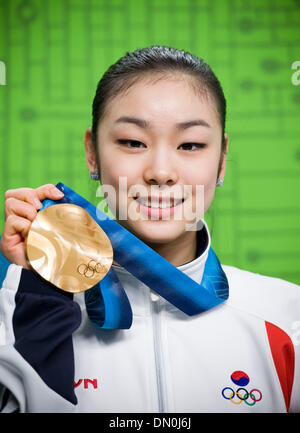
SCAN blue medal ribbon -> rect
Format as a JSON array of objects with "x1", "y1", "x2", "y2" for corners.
[{"x1": 40, "y1": 183, "x2": 229, "y2": 329}]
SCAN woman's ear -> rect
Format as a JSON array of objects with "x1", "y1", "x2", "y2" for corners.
[
  {"x1": 84, "y1": 127, "x2": 98, "y2": 173},
  {"x1": 218, "y1": 133, "x2": 229, "y2": 181}
]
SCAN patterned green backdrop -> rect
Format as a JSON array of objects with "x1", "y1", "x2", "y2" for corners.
[{"x1": 0, "y1": 0, "x2": 300, "y2": 284}]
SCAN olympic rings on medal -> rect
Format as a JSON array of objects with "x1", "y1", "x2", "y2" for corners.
[
  {"x1": 221, "y1": 387, "x2": 262, "y2": 405},
  {"x1": 77, "y1": 259, "x2": 107, "y2": 278}
]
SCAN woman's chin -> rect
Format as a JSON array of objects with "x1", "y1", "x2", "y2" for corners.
[{"x1": 118, "y1": 217, "x2": 191, "y2": 247}]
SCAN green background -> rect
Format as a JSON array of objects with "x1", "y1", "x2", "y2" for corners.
[{"x1": 0, "y1": 0, "x2": 300, "y2": 284}]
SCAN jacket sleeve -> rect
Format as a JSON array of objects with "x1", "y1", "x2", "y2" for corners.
[{"x1": 0, "y1": 264, "x2": 82, "y2": 413}]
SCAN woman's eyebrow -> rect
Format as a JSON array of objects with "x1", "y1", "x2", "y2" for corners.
[
  {"x1": 177, "y1": 119, "x2": 211, "y2": 130},
  {"x1": 114, "y1": 116, "x2": 148, "y2": 129},
  {"x1": 113, "y1": 116, "x2": 211, "y2": 130}
]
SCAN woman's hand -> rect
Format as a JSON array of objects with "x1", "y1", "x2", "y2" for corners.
[{"x1": 0, "y1": 184, "x2": 64, "y2": 269}]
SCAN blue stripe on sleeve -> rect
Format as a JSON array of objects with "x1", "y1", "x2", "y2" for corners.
[{"x1": 12, "y1": 269, "x2": 81, "y2": 405}]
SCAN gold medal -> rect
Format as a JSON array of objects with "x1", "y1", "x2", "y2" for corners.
[{"x1": 25, "y1": 204, "x2": 113, "y2": 293}]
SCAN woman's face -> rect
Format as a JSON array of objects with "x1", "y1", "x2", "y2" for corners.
[{"x1": 85, "y1": 75, "x2": 227, "y2": 247}]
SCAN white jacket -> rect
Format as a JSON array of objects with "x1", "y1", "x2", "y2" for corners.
[{"x1": 0, "y1": 223, "x2": 299, "y2": 413}]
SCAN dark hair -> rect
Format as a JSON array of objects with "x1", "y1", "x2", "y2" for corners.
[{"x1": 92, "y1": 45, "x2": 227, "y2": 150}]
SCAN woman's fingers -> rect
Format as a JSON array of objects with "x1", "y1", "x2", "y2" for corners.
[
  {"x1": 0, "y1": 214, "x2": 32, "y2": 268},
  {"x1": 1, "y1": 184, "x2": 64, "y2": 267},
  {"x1": 3, "y1": 214, "x2": 32, "y2": 240},
  {"x1": 5, "y1": 184, "x2": 64, "y2": 209},
  {"x1": 5, "y1": 197, "x2": 38, "y2": 220}
]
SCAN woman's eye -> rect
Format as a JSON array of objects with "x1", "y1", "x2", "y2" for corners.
[
  {"x1": 117, "y1": 139, "x2": 146, "y2": 148},
  {"x1": 179, "y1": 143, "x2": 206, "y2": 151}
]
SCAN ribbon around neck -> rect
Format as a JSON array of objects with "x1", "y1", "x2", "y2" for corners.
[{"x1": 39, "y1": 183, "x2": 229, "y2": 329}]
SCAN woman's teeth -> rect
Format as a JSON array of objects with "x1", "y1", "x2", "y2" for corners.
[{"x1": 135, "y1": 197, "x2": 183, "y2": 208}]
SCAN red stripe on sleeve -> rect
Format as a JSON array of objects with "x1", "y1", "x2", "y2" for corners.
[{"x1": 265, "y1": 321, "x2": 295, "y2": 412}]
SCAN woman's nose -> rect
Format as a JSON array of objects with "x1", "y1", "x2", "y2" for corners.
[{"x1": 143, "y1": 149, "x2": 179, "y2": 186}]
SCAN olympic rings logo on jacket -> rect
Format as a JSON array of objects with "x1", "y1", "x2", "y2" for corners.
[
  {"x1": 221, "y1": 371, "x2": 263, "y2": 406},
  {"x1": 221, "y1": 387, "x2": 263, "y2": 406}
]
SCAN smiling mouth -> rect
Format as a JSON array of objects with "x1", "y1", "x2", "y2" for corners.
[
  {"x1": 133, "y1": 196, "x2": 185, "y2": 209},
  {"x1": 132, "y1": 195, "x2": 185, "y2": 220}
]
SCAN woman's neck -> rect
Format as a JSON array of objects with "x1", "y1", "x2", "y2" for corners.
[
  {"x1": 148, "y1": 232, "x2": 198, "y2": 267},
  {"x1": 112, "y1": 231, "x2": 198, "y2": 268}
]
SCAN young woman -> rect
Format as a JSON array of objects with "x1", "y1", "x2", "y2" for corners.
[{"x1": 0, "y1": 46, "x2": 299, "y2": 413}]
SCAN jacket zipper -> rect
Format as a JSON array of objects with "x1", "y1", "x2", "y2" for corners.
[{"x1": 151, "y1": 296, "x2": 166, "y2": 412}]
